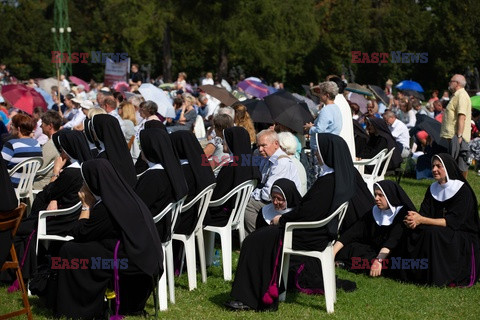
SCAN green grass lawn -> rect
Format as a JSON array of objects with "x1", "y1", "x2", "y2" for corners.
[{"x1": 2, "y1": 171, "x2": 480, "y2": 319}]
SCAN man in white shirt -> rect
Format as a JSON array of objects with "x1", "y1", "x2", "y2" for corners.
[
  {"x1": 102, "y1": 96, "x2": 127, "y2": 137},
  {"x1": 383, "y1": 110, "x2": 411, "y2": 158},
  {"x1": 244, "y1": 130, "x2": 301, "y2": 235}
]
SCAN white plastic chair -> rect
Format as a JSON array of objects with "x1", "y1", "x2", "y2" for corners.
[
  {"x1": 353, "y1": 149, "x2": 387, "y2": 194},
  {"x1": 32, "y1": 160, "x2": 55, "y2": 199},
  {"x1": 203, "y1": 179, "x2": 256, "y2": 281},
  {"x1": 212, "y1": 158, "x2": 231, "y2": 177},
  {"x1": 278, "y1": 201, "x2": 349, "y2": 314},
  {"x1": 153, "y1": 196, "x2": 186, "y2": 311},
  {"x1": 377, "y1": 147, "x2": 395, "y2": 181},
  {"x1": 173, "y1": 183, "x2": 216, "y2": 290},
  {"x1": 8, "y1": 157, "x2": 43, "y2": 210},
  {"x1": 33, "y1": 160, "x2": 55, "y2": 183},
  {"x1": 36, "y1": 201, "x2": 81, "y2": 255}
]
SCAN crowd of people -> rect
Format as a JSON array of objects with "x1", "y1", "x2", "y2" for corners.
[{"x1": 0, "y1": 67, "x2": 479, "y2": 318}]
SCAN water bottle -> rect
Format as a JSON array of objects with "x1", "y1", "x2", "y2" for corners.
[{"x1": 213, "y1": 250, "x2": 220, "y2": 267}]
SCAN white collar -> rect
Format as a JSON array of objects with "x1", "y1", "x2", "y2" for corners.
[
  {"x1": 97, "y1": 141, "x2": 106, "y2": 154},
  {"x1": 318, "y1": 164, "x2": 334, "y2": 177},
  {"x1": 430, "y1": 179, "x2": 464, "y2": 202},
  {"x1": 372, "y1": 183, "x2": 403, "y2": 226},
  {"x1": 147, "y1": 160, "x2": 164, "y2": 170},
  {"x1": 372, "y1": 205, "x2": 403, "y2": 226},
  {"x1": 67, "y1": 161, "x2": 81, "y2": 169},
  {"x1": 261, "y1": 204, "x2": 294, "y2": 224}
]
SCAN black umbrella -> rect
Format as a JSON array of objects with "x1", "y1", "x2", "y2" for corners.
[
  {"x1": 401, "y1": 89, "x2": 425, "y2": 101},
  {"x1": 240, "y1": 99, "x2": 274, "y2": 124},
  {"x1": 264, "y1": 90, "x2": 314, "y2": 133},
  {"x1": 367, "y1": 85, "x2": 390, "y2": 105},
  {"x1": 411, "y1": 114, "x2": 448, "y2": 149},
  {"x1": 302, "y1": 84, "x2": 320, "y2": 104}
]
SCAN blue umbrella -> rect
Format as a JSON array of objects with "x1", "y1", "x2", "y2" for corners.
[
  {"x1": 396, "y1": 80, "x2": 424, "y2": 92},
  {"x1": 34, "y1": 87, "x2": 55, "y2": 109}
]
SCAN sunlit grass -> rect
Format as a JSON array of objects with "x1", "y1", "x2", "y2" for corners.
[{"x1": 1, "y1": 171, "x2": 479, "y2": 319}]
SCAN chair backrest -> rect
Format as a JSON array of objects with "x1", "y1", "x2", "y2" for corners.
[
  {"x1": 181, "y1": 183, "x2": 216, "y2": 234},
  {"x1": 335, "y1": 202, "x2": 350, "y2": 233},
  {"x1": 0, "y1": 203, "x2": 27, "y2": 237},
  {"x1": 378, "y1": 147, "x2": 395, "y2": 180},
  {"x1": 153, "y1": 196, "x2": 186, "y2": 244},
  {"x1": 8, "y1": 157, "x2": 43, "y2": 197},
  {"x1": 34, "y1": 160, "x2": 55, "y2": 182},
  {"x1": 209, "y1": 179, "x2": 256, "y2": 229},
  {"x1": 212, "y1": 158, "x2": 230, "y2": 177},
  {"x1": 368, "y1": 149, "x2": 387, "y2": 178},
  {"x1": 36, "y1": 202, "x2": 82, "y2": 238}
]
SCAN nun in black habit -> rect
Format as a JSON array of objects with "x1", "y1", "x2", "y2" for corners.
[
  {"x1": 91, "y1": 114, "x2": 137, "y2": 187},
  {"x1": 226, "y1": 133, "x2": 355, "y2": 311},
  {"x1": 203, "y1": 127, "x2": 261, "y2": 227},
  {"x1": 0, "y1": 156, "x2": 18, "y2": 267},
  {"x1": 401, "y1": 153, "x2": 480, "y2": 286},
  {"x1": 334, "y1": 180, "x2": 416, "y2": 277},
  {"x1": 358, "y1": 117, "x2": 402, "y2": 172},
  {"x1": 255, "y1": 178, "x2": 302, "y2": 229},
  {"x1": 170, "y1": 130, "x2": 215, "y2": 235},
  {"x1": 2, "y1": 130, "x2": 92, "y2": 284},
  {"x1": 133, "y1": 119, "x2": 168, "y2": 174},
  {"x1": 82, "y1": 118, "x2": 99, "y2": 157},
  {"x1": 53, "y1": 158, "x2": 163, "y2": 319},
  {"x1": 134, "y1": 128, "x2": 188, "y2": 243}
]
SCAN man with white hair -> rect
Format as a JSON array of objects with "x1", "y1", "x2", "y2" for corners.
[
  {"x1": 244, "y1": 129, "x2": 301, "y2": 235},
  {"x1": 440, "y1": 74, "x2": 472, "y2": 177},
  {"x1": 383, "y1": 110, "x2": 411, "y2": 158}
]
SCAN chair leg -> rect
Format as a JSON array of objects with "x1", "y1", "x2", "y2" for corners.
[
  {"x1": 238, "y1": 225, "x2": 245, "y2": 248},
  {"x1": 16, "y1": 266, "x2": 33, "y2": 320},
  {"x1": 320, "y1": 248, "x2": 335, "y2": 313},
  {"x1": 203, "y1": 231, "x2": 215, "y2": 266},
  {"x1": 278, "y1": 253, "x2": 290, "y2": 302},
  {"x1": 184, "y1": 237, "x2": 197, "y2": 291},
  {"x1": 165, "y1": 243, "x2": 175, "y2": 304},
  {"x1": 196, "y1": 231, "x2": 207, "y2": 283},
  {"x1": 159, "y1": 248, "x2": 168, "y2": 311},
  {"x1": 219, "y1": 229, "x2": 232, "y2": 281}
]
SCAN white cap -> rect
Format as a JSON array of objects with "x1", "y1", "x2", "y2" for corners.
[
  {"x1": 71, "y1": 97, "x2": 84, "y2": 104},
  {"x1": 80, "y1": 100, "x2": 94, "y2": 110}
]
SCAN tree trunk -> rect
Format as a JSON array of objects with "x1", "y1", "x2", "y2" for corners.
[{"x1": 162, "y1": 25, "x2": 172, "y2": 83}]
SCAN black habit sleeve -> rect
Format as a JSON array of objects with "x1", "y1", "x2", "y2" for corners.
[{"x1": 69, "y1": 202, "x2": 119, "y2": 241}]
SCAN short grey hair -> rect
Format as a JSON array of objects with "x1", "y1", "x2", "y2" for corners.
[
  {"x1": 383, "y1": 110, "x2": 396, "y2": 119},
  {"x1": 128, "y1": 95, "x2": 143, "y2": 107},
  {"x1": 278, "y1": 132, "x2": 297, "y2": 155},
  {"x1": 217, "y1": 106, "x2": 235, "y2": 120},
  {"x1": 257, "y1": 129, "x2": 278, "y2": 144},
  {"x1": 317, "y1": 81, "x2": 339, "y2": 100},
  {"x1": 139, "y1": 100, "x2": 158, "y2": 116}
]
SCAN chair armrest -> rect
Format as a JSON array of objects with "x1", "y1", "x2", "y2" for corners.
[
  {"x1": 37, "y1": 202, "x2": 82, "y2": 236},
  {"x1": 153, "y1": 203, "x2": 173, "y2": 224}
]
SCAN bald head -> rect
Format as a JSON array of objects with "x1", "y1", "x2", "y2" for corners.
[{"x1": 449, "y1": 74, "x2": 466, "y2": 92}]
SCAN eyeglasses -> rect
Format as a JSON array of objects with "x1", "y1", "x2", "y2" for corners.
[
  {"x1": 449, "y1": 80, "x2": 457, "y2": 83},
  {"x1": 271, "y1": 195, "x2": 285, "y2": 203}
]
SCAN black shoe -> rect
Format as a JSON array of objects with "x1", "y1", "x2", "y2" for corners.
[
  {"x1": 336, "y1": 278, "x2": 357, "y2": 292},
  {"x1": 224, "y1": 300, "x2": 251, "y2": 311}
]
